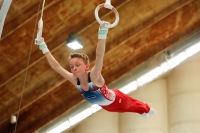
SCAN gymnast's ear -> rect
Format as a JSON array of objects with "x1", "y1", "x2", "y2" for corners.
[{"x1": 86, "y1": 64, "x2": 90, "y2": 71}]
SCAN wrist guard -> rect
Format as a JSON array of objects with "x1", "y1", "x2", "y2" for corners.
[
  {"x1": 39, "y1": 42, "x2": 49, "y2": 54},
  {"x1": 98, "y1": 28, "x2": 108, "y2": 39}
]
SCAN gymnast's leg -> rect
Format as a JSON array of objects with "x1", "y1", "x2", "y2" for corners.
[{"x1": 101, "y1": 89, "x2": 156, "y2": 118}]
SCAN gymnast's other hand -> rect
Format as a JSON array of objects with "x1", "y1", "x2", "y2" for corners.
[
  {"x1": 98, "y1": 21, "x2": 110, "y2": 40},
  {"x1": 35, "y1": 37, "x2": 49, "y2": 54},
  {"x1": 35, "y1": 37, "x2": 45, "y2": 45},
  {"x1": 100, "y1": 21, "x2": 110, "y2": 29}
]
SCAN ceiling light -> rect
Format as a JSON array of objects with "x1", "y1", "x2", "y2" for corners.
[
  {"x1": 66, "y1": 34, "x2": 83, "y2": 50},
  {"x1": 10, "y1": 115, "x2": 17, "y2": 124},
  {"x1": 47, "y1": 121, "x2": 70, "y2": 133},
  {"x1": 91, "y1": 104, "x2": 102, "y2": 113},
  {"x1": 119, "y1": 81, "x2": 137, "y2": 94},
  {"x1": 67, "y1": 40, "x2": 83, "y2": 50},
  {"x1": 168, "y1": 52, "x2": 187, "y2": 69},
  {"x1": 137, "y1": 67, "x2": 162, "y2": 86},
  {"x1": 69, "y1": 108, "x2": 92, "y2": 126},
  {"x1": 160, "y1": 62, "x2": 170, "y2": 73},
  {"x1": 185, "y1": 41, "x2": 200, "y2": 57}
]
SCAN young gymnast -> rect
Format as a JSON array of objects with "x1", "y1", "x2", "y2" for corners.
[{"x1": 35, "y1": 21, "x2": 156, "y2": 118}]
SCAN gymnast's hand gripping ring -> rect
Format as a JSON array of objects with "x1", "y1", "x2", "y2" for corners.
[
  {"x1": 94, "y1": 0, "x2": 119, "y2": 28},
  {"x1": 35, "y1": 0, "x2": 45, "y2": 45},
  {"x1": 35, "y1": 18, "x2": 43, "y2": 45}
]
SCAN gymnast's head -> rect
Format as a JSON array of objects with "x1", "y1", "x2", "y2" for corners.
[
  {"x1": 69, "y1": 53, "x2": 89, "y2": 64},
  {"x1": 69, "y1": 53, "x2": 90, "y2": 74}
]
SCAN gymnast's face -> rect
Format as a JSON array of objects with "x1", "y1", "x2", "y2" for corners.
[{"x1": 69, "y1": 57, "x2": 89, "y2": 77}]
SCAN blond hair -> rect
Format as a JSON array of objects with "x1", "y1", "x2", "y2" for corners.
[{"x1": 69, "y1": 53, "x2": 89, "y2": 64}]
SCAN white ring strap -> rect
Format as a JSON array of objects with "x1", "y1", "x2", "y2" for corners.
[
  {"x1": 95, "y1": 3, "x2": 119, "y2": 28},
  {"x1": 35, "y1": 0, "x2": 45, "y2": 44}
]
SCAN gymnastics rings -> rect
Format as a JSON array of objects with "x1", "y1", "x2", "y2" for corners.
[{"x1": 94, "y1": 0, "x2": 119, "y2": 28}]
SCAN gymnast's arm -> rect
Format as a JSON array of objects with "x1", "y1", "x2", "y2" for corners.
[
  {"x1": 36, "y1": 38, "x2": 77, "y2": 85},
  {"x1": 90, "y1": 22, "x2": 109, "y2": 87},
  {"x1": 45, "y1": 52, "x2": 76, "y2": 83},
  {"x1": 90, "y1": 39, "x2": 106, "y2": 87}
]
